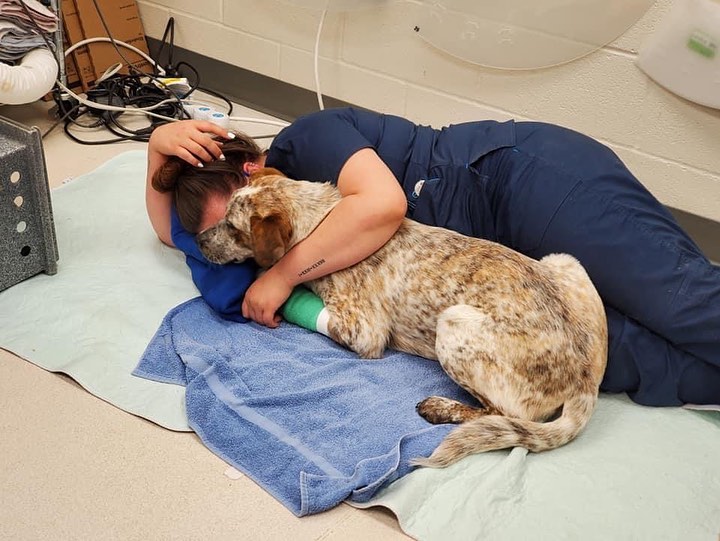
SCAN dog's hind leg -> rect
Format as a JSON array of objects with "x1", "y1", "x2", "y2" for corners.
[
  {"x1": 416, "y1": 306, "x2": 506, "y2": 425},
  {"x1": 422, "y1": 304, "x2": 539, "y2": 422},
  {"x1": 416, "y1": 396, "x2": 502, "y2": 424}
]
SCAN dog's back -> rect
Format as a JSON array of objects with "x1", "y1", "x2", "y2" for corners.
[
  {"x1": 310, "y1": 204, "x2": 607, "y2": 467},
  {"x1": 316, "y1": 218, "x2": 604, "y2": 363}
]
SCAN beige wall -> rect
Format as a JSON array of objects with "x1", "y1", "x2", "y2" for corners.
[{"x1": 137, "y1": 0, "x2": 720, "y2": 222}]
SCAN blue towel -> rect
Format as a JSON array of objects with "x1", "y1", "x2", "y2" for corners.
[{"x1": 133, "y1": 297, "x2": 477, "y2": 516}]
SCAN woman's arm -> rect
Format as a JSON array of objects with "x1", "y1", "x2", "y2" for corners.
[
  {"x1": 241, "y1": 147, "x2": 408, "y2": 326},
  {"x1": 145, "y1": 120, "x2": 233, "y2": 246},
  {"x1": 145, "y1": 148, "x2": 175, "y2": 246}
]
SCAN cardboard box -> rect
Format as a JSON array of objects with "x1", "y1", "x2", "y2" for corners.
[
  {"x1": 62, "y1": 0, "x2": 151, "y2": 90},
  {"x1": 62, "y1": 0, "x2": 97, "y2": 91},
  {"x1": 63, "y1": 47, "x2": 82, "y2": 91},
  {"x1": 73, "y1": 0, "x2": 152, "y2": 82}
]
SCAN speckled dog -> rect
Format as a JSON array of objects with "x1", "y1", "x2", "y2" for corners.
[{"x1": 196, "y1": 168, "x2": 608, "y2": 468}]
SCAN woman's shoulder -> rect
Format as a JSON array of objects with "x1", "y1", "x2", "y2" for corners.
[
  {"x1": 282, "y1": 106, "x2": 381, "y2": 133},
  {"x1": 266, "y1": 107, "x2": 383, "y2": 182}
]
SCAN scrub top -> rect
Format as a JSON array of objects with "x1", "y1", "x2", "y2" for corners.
[{"x1": 265, "y1": 107, "x2": 516, "y2": 243}]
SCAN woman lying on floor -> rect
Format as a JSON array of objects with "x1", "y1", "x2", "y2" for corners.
[{"x1": 145, "y1": 108, "x2": 720, "y2": 408}]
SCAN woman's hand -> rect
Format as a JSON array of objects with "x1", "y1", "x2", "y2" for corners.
[
  {"x1": 146, "y1": 120, "x2": 235, "y2": 245},
  {"x1": 241, "y1": 267, "x2": 294, "y2": 327},
  {"x1": 148, "y1": 120, "x2": 233, "y2": 167}
]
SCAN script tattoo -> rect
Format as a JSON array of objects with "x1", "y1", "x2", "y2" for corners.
[{"x1": 298, "y1": 258, "x2": 326, "y2": 278}]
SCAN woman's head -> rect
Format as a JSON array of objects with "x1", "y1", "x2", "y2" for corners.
[{"x1": 152, "y1": 131, "x2": 264, "y2": 234}]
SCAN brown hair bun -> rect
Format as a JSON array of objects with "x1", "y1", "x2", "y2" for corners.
[{"x1": 151, "y1": 157, "x2": 186, "y2": 193}]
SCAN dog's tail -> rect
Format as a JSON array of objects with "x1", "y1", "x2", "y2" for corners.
[{"x1": 411, "y1": 391, "x2": 598, "y2": 468}]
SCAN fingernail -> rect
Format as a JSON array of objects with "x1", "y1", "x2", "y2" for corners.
[
  {"x1": 227, "y1": 132, "x2": 236, "y2": 139},
  {"x1": 219, "y1": 154, "x2": 226, "y2": 161},
  {"x1": 197, "y1": 162, "x2": 204, "y2": 168}
]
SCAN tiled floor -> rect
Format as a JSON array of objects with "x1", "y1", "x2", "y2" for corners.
[{"x1": 0, "y1": 97, "x2": 409, "y2": 540}]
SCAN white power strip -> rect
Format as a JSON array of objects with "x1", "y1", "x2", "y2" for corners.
[{"x1": 184, "y1": 103, "x2": 229, "y2": 128}]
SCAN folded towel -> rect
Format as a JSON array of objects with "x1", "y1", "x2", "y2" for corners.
[
  {"x1": 133, "y1": 297, "x2": 477, "y2": 516},
  {"x1": 0, "y1": 0, "x2": 58, "y2": 62}
]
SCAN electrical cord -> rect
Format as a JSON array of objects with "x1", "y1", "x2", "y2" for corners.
[
  {"x1": 60, "y1": 71, "x2": 187, "y2": 144},
  {"x1": 16, "y1": 1, "x2": 177, "y2": 126},
  {"x1": 175, "y1": 60, "x2": 199, "y2": 98},
  {"x1": 60, "y1": 19, "x2": 288, "y2": 130},
  {"x1": 17, "y1": 0, "x2": 60, "y2": 68},
  {"x1": 152, "y1": 20, "x2": 224, "y2": 113},
  {"x1": 22, "y1": 1, "x2": 286, "y2": 142},
  {"x1": 90, "y1": 0, "x2": 157, "y2": 81},
  {"x1": 41, "y1": 102, "x2": 82, "y2": 138},
  {"x1": 154, "y1": 16, "x2": 177, "y2": 77},
  {"x1": 151, "y1": 18, "x2": 288, "y2": 129},
  {"x1": 64, "y1": 38, "x2": 165, "y2": 75},
  {"x1": 53, "y1": 58, "x2": 289, "y2": 145},
  {"x1": 153, "y1": 19, "x2": 199, "y2": 102},
  {"x1": 63, "y1": 119, "x2": 149, "y2": 145},
  {"x1": 89, "y1": 0, "x2": 188, "y2": 117},
  {"x1": 195, "y1": 87, "x2": 233, "y2": 115},
  {"x1": 314, "y1": 7, "x2": 328, "y2": 110}
]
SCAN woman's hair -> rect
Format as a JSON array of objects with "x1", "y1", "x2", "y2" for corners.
[{"x1": 152, "y1": 130, "x2": 264, "y2": 233}]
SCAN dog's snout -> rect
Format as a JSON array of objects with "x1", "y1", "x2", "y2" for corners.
[
  {"x1": 195, "y1": 221, "x2": 253, "y2": 265},
  {"x1": 196, "y1": 230, "x2": 211, "y2": 254},
  {"x1": 196, "y1": 226, "x2": 223, "y2": 264}
]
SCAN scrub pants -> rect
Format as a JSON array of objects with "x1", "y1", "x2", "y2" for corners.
[{"x1": 489, "y1": 123, "x2": 720, "y2": 406}]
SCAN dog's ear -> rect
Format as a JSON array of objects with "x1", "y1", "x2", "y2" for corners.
[
  {"x1": 151, "y1": 158, "x2": 185, "y2": 193},
  {"x1": 248, "y1": 167, "x2": 286, "y2": 184},
  {"x1": 250, "y1": 211, "x2": 293, "y2": 267}
]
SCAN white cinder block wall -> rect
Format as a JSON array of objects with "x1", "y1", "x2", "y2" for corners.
[{"x1": 137, "y1": 0, "x2": 720, "y2": 223}]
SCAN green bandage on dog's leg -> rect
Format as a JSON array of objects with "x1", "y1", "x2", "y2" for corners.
[{"x1": 281, "y1": 286, "x2": 330, "y2": 336}]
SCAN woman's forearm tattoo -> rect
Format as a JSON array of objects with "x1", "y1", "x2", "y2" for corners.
[{"x1": 298, "y1": 258, "x2": 326, "y2": 277}]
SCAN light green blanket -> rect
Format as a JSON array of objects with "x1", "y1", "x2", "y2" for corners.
[
  {"x1": 354, "y1": 396, "x2": 720, "y2": 540},
  {"x1": 1, "y1": 151, "x2": 718, "y2": 540},
  {"x1": 0, "y1": 150, "x2": 194, "y2": 431}
]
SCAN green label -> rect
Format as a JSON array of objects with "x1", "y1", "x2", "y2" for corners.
[{"x1": 688, "y1": 30, "x2": 717, "y2": 59}]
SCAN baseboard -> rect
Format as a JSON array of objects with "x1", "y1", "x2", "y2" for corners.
[{"x1": 147, "y1": 38, "x2": 720, "y2": 262}]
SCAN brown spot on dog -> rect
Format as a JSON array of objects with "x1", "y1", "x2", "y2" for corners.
[
  {"x1": 250, "y1": 212, "x2": 293, "y2": 267},
  {"x1": 249, "y1": 167, "x2": 286, "y2": 183}
]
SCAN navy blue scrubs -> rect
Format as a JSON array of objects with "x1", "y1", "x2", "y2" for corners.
[{"x1": 265, "y1": 107, "x2": 720, "y2": 407}]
